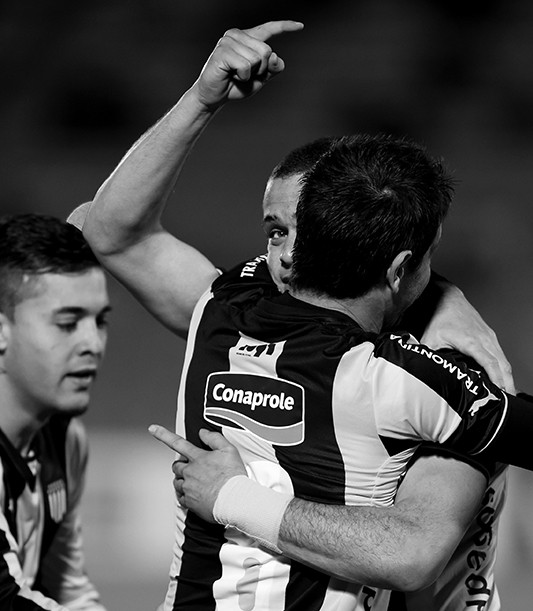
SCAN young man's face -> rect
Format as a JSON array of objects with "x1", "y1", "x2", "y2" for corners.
[
  {"x1": 1, "y1": 268, "x2": 110, "y2": 419},
  {"x1": 262, "y1": 173, "x2": 302, "y2": 291}
]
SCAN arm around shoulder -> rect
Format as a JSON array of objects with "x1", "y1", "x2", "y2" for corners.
[{"x1": 278, "y1": 452, "x2": 486, "y2": 590}]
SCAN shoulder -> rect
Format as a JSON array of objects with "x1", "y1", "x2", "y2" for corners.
[
  {"x1": 64, "y1": 418, "x2": 89, "y2": 475},
  {"x1": 212, "y1": 254, "x2": 278, "y2": 305},
  {"x1": 374, "y1": 332, "x2": 488, "y2": 394},
  {"x1": 214, "y1": 254, "x2": 273, "y2": 287}
]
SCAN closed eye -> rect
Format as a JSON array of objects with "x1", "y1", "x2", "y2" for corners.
[{"x1": 57, "y1": 321, "x2": 77, "y2": 333}]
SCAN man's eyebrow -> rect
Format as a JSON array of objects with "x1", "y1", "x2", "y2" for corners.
[
  {"x1": 53, "y1": 305, "x2": 113, "y2": 315},
  {"x1": 262, "y1": 213, "x2": 279, "y2": 225}
]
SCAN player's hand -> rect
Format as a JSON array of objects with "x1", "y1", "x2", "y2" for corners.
[
  {"x1": 421, "y1": 281, "x2": 515, "y2": 393},
  {"x1": 148, "y1": 425, "x2": 247, "y2": 522},
  {"x1": 193, "y1": 20, "x2": 304, "y2": 110}
]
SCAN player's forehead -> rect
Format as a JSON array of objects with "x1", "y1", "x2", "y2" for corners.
[
  {"x1": 262, "y1": 174, "x2": 302, "y2": 224},
  {"x1": 15, "y1": 268, "x2": 109, "y2": 314}
]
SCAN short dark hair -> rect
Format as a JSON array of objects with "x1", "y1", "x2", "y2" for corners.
[
  {"x1": 291, "y1": 134, "x2": 454, "y2": 299},
  {"x1": 269, "y1": 137, "x2": 337, "y2": 180},
  {"x1": 0, "y1": 213, "x2": 101, "y2": 317}
]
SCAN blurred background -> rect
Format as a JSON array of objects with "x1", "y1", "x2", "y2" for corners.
[{"x1": 3, "y1": 0, "x2": 533, "y2": 608}]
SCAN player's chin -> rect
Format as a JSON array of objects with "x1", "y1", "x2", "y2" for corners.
[
  {"x1": 63, "y1": 403, "x2": 90, "y2": 417},
  {"x1": 57, "y1": 392, "x2": 91, "y2": 416}
]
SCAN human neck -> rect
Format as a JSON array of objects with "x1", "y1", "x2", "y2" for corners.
[{"x1": 290, "y1": 289, "x2": 384, "y2": 333}]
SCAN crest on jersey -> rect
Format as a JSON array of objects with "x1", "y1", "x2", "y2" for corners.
[
  {"x1": 204, "y1": 372, "x2": 305, "y2": 446},
  {"x1": 47, "y1": 479, "x2": 67, "y2": 523}
]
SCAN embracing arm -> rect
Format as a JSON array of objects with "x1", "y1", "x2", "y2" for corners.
[
  {"x1": 279, "y1": 452, "x2": 484, "y2": 589},
  {"x1": 401, "y1": 272, "x2": 515, "y2": 393},
  {"x1": 80, "y1": 22, "x2": 303, "y2": 337},
  {"x1": 149, "y1": 426, "x2": 485, "y2": 591}
]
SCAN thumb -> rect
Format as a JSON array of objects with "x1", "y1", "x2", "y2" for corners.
[{"x1": 198, "y1": 428, "x2": 232, "y2": 450}]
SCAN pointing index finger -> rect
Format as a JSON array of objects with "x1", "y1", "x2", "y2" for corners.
[
  {"x1": 243, "y1": 20, "x2": 304, "y2": 42},
  {"x1": 148, "y1": 424, "x2": 202, "y2": 460}
]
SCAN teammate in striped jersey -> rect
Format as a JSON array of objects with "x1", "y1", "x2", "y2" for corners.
[
  {"x1": 148, "y1": 133, "x2": 533, "y2": 610},
  {"x1": 254, "y1": 137, "x2": 510, "y2": 611},
  {"x1": 75, "y1": 20, "x2": 515, "y2": 610},
  {"x1": 0, "y1": 214, "x2": 110, "y2": 610}
]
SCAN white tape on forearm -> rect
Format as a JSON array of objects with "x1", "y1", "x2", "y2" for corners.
[{"x1": 213, "y1": 475, "x2": 293, "y2": 554}]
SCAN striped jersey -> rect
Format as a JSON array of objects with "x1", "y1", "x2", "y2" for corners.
[
  {"x1": 0, "y1": 415, "x2": 105, "y2": 610},
  {"x1": 164, "y1": 255, "x2": 511, "y2": 611}
]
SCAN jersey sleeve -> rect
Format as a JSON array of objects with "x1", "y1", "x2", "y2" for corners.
[
  {"x1": 38, "y1": 418, "x2": 106, "y2": 611},
  {"x1": 474, "y1": 391, "x2": 533, "y2": 470},
  {"x1": 372, "y1": 333, "x2": 509, "y2": 456},
  {"x1": 212, "y1": 254, "x2": 278, "y2": 303}
]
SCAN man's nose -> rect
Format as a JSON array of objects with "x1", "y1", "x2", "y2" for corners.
[
  {"x1": 78, "y1": 320, "x2": 107, "y2": 356},
  {"x1": 280, "y1": 236, "x2": 295, "y2": 269}
]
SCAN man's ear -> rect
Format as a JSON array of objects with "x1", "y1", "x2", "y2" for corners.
[
  {"x1": 386, "y1": 250, "x2": 412, "y2": 293},
  {"x1": 0, "y1": 313, "x2": 11, "y2": 354}
]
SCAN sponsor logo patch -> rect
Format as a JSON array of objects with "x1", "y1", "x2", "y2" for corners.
[{"x1": 204, "y1": 372, "x2": 305, "y2": 445}]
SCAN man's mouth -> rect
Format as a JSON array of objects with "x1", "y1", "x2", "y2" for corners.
[{"x1": 66, "y1": 369, "x2": 97, "y2": 385}]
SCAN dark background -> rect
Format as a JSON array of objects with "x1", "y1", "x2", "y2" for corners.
[{"x1": 3, "y1": 1, "x2": 533, "y2": 608}]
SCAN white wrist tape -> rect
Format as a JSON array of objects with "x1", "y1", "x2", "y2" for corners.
[{"x1": 213, "y1": 475, "x2": 293, "y2": 554}]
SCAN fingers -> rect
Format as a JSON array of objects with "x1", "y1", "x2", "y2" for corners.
[
  {"x1": 483, "y1": 338, "x2": 515, "y2": 394},
  {"x1": 172, "y1": 458, "x2": 186, "y2": 478},
  {"x1": 173, "y1": 476, "x2": 185, "y2": 506},
  {"x1": 148, "y1": 424, "x2": 180, "y2": 450},
  {"x1": 477, "y1": 350, "x2": 515, "y2": 394},
  {"x1": 196, "y1": 20, "x2": 303, "y2": 107},
  {"x1": 243, "y1": 20, "x2": 304, "y2": 42},
  {"x1": 221, "y1": 20, "x2": 303, "y2": 81},
  {"x1": 500, "y1": 362, "x2": 515, "y2": 395},
  {"x1": 148, "y1": 424, "x2": 202, "y2": 460},
  {"x1": 219, "y1": 30, "x2": 273, "y2": 82},
  {"x1": 198, "y1": 427, "x2": 233, "y2": 450},
  {"x1": 173, "y1": 476, "x2": 183, "y2": 494}
]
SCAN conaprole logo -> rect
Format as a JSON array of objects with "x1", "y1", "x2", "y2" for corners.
[{"x1": 204, "y1": 372, "x2": 305, "y2": 446}]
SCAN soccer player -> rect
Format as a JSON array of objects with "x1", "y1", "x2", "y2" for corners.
[
  {"x1": 149, "y1": 133, "x2": 533, "y2": 609},
  {"x1": 71, "y1": 22, "x2": 511, "y2": 388},
  {"x1": 246, "y1": 137, "x2": 511, "y2": 611},
  {"x1": 0, "y1": 214, "x2": 110, "y2": 610},
  {"x1": 75, "y1": 20, "x2": 514, "y2": 610},
  {"x1": 70, "y1": 138, "x2": 509, "y2": 611}
]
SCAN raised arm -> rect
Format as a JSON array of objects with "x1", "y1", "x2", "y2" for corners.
[
  {"x1": 81, "y1": 21, "x2": 303, "y2": 337},
  {"x1": 149, "y1": 425, "x2": 486, "y2": 591}
]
